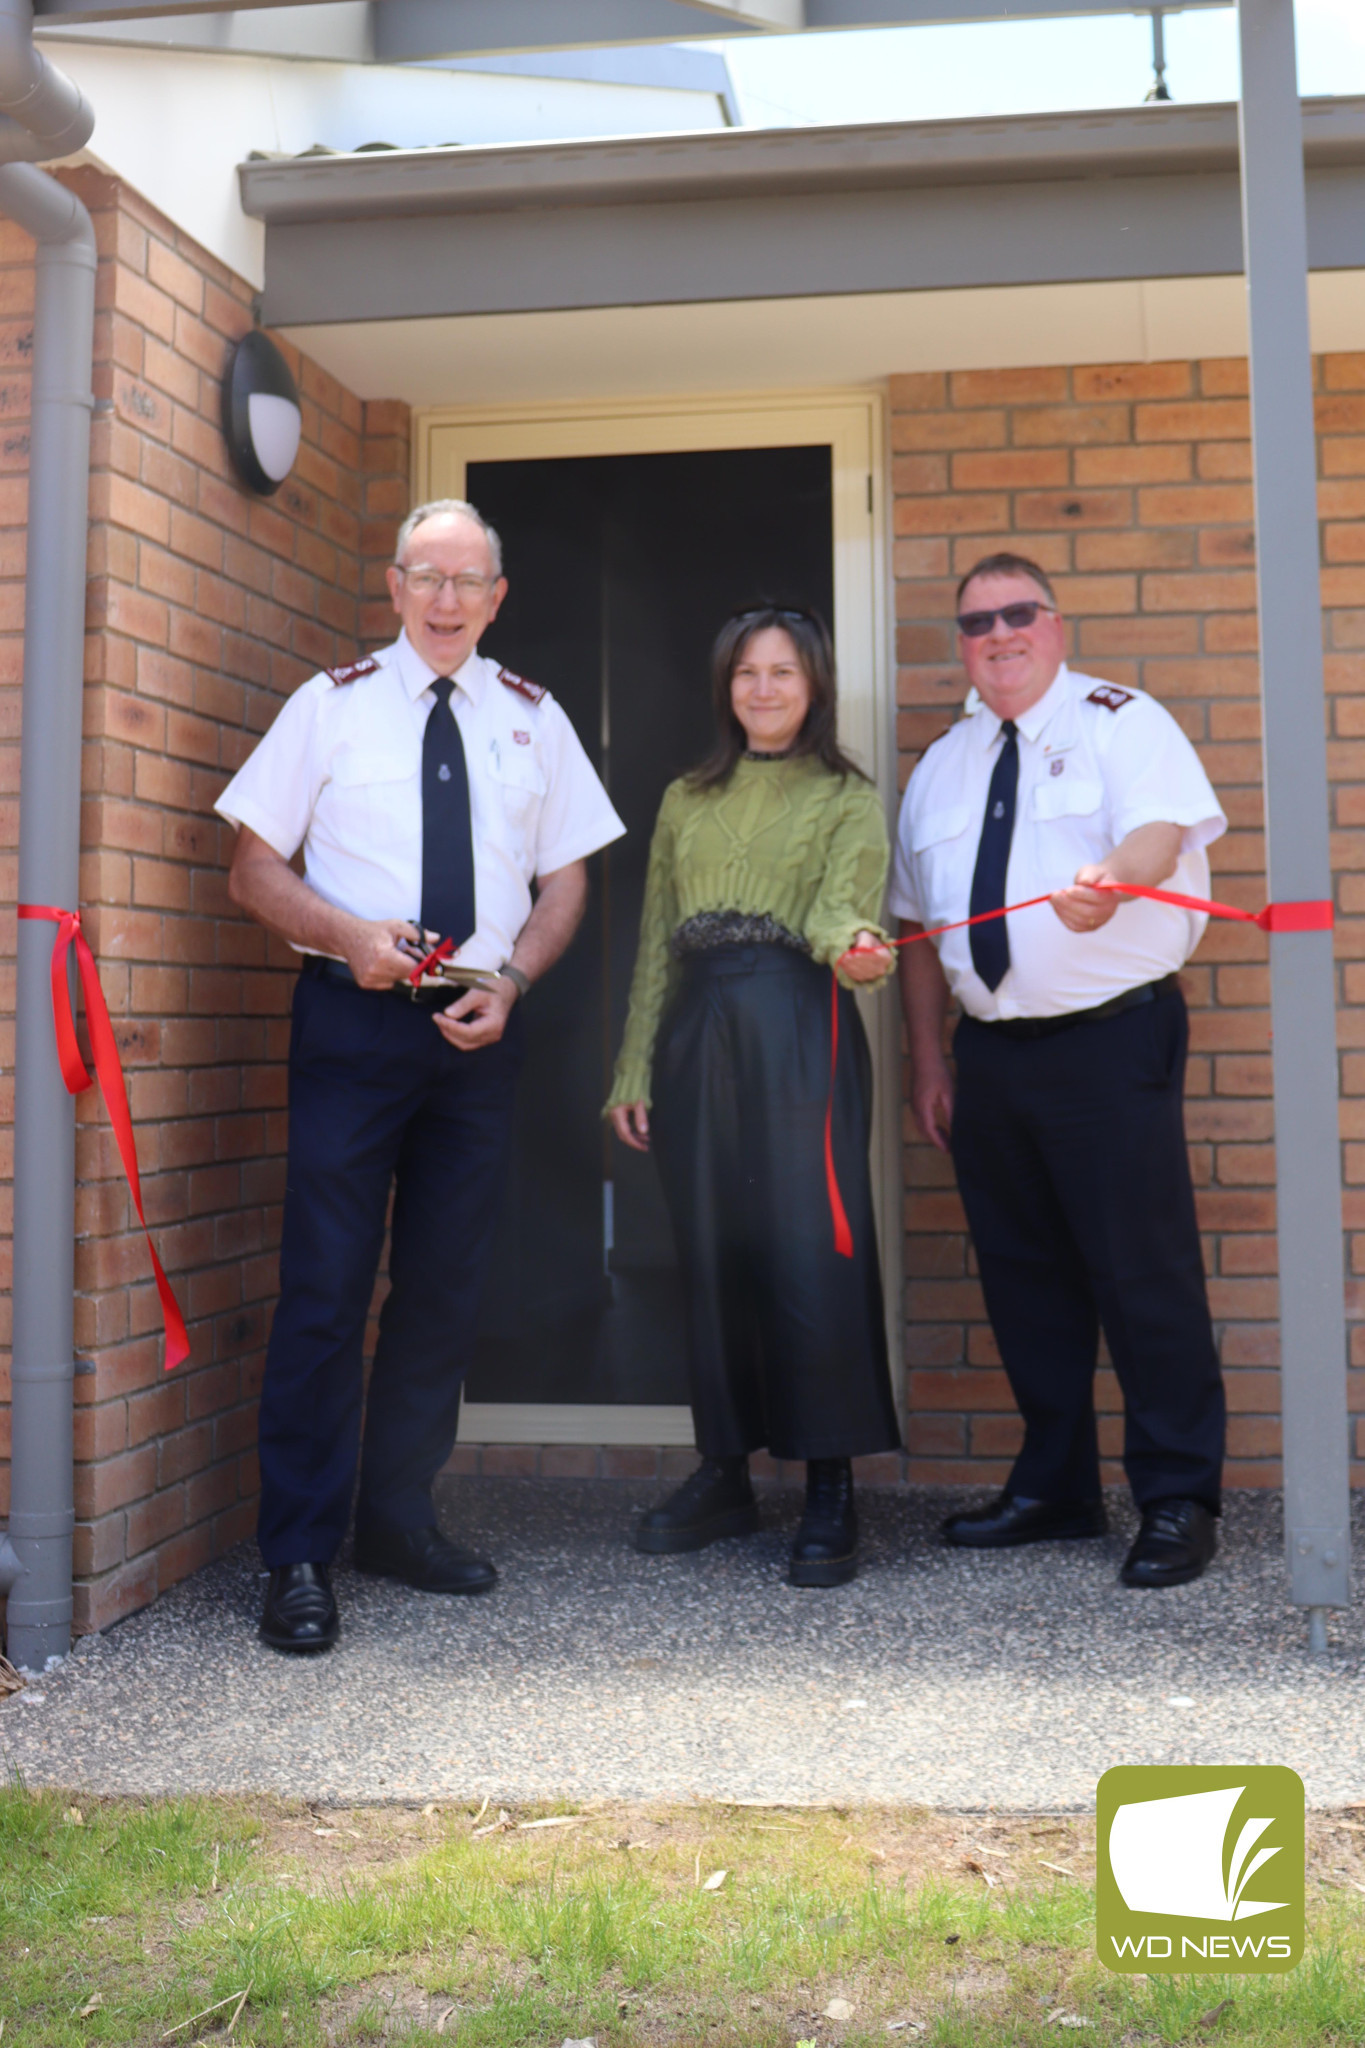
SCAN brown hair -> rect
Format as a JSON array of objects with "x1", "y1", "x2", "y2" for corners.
[
  {"x1": 955, "y1": 551, "x2": 1058, "y2": 609},
  {"x1": 687, "y1": 604, "x2": 869, "y2": 792}
]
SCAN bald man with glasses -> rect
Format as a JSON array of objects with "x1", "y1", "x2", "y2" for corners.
[
  {"x1": 217, "y1": 498, "x2": 623, "y2": 1652},
  {"x1": 889, "y1": 551, "x2": 1228, "y2": 1591}
]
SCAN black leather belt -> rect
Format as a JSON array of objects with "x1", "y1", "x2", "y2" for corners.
[
  {"x1": 972, "y1": 973, "x2": 1180, "y2": 1041},
  {"x1": 301, "y1": 954, "x2": 457, "y2": 1008}
]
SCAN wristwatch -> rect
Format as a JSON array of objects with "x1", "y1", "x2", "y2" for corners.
[{"x1": 497, "y1": 962, "x2": 531, "y2": 1001}]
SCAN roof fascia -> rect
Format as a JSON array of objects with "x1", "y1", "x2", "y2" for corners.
[
  {"x1": 254, "y1": 163, "x2": 1365, "y2": 326},
  {"x1": 238, "y1": 98, "x2": 1365, "y2": 226}
]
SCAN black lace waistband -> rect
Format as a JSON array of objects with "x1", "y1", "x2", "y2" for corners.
[{"x1": 670, "y1": 910, "x2": 810, "y2": 960}]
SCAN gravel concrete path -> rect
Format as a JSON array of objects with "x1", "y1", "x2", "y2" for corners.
[{"x1": 3, "y1": 1481, "x2": 1363, "y2": 1810}]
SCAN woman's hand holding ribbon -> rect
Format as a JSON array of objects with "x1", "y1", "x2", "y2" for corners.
[{"x1": 840, "y1": 929, "x2": 895, "y2": 983}]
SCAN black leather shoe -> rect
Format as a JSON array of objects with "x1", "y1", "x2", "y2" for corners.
[
  {"x1": 940, "y1": 1491, "x2": 1107, "y2": 1549},
  {"x1": 635, "y1": 1457, "x2": 759, "y2": 1554},
  {"x1": 1120, "y1": 1498, "x2": 1217, "y2": 1589},
  {"x1": 353, "y1": 1522, "x2": 497, "y2": 1595},
  {"x1": 259, "y1": 1562, "x2": 338, "y2": 1654},
  {"x1": 790, "y1": 1458, "x2": 858, "y2": 1587}
]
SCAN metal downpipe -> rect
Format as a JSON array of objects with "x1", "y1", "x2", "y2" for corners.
[
  {"x1": 0, "y1": 47, "x2": 95, "y2": 1662},
  {"x1": 0, "y1": 0, "x2": 92, "y2": 158}
]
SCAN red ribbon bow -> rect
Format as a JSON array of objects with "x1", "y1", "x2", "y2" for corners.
[
  {"x1": 408, "y1": 935, "x2": 455, "y2": 985},
  {"x1": 18, "y1": 904, "x2": 190, "y2": 1372}
]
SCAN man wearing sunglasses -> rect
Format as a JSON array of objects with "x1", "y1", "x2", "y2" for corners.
[
  {"x1": 889, "y1": 551, "x2": 1228, "y2": 1590},
  {"x1": 216, "y1": 498, "x2": 624, "y2": 1652}
]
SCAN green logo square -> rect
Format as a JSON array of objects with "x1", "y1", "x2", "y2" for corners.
[{"x1": 1096, "y1": 1766, "x2": 1305, "y2": 1974}]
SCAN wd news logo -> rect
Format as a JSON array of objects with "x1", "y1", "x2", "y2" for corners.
[{"x1": 1097, "y1": 1767, "x2": 1305, "y2": 1974}]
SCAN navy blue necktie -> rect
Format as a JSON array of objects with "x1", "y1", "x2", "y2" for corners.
[
  {"x1": 420, "y1": 676, "x2": 476, "y2": 948},
  {"x1": 969, "y1": 719, "x2": 1019, "y2": 992}
]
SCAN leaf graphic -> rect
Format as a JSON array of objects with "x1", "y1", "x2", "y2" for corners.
[
  {"x1": 1231, "y1": 1845, "x2": 1282, "y2": 1916},
  {"x1": 1225, "y1": 1817, "x2": 1273, "y2": 1909}
]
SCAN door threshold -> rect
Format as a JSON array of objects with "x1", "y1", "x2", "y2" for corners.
[{"x1": 458, "y1": 1402, "x2": 696, "y2": 1446}]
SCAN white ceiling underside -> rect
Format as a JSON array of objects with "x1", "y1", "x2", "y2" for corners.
[{"x1": 282, "y1": 270, "x2": 1365, "y2": 408}]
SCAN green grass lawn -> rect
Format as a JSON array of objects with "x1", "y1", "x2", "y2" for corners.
[{"x1": 2, "y1": 1786, "x2": 1364, "y2": 2046}]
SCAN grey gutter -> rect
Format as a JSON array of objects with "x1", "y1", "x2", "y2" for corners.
[
  {"x1": 0, "y1": 0, "x2": 96, "y2": 1673},
  {"x1": 239, "y1": 95, "x2": 1365, "y2": 223}
]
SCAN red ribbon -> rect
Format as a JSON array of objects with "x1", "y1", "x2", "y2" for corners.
[
  {"x1": 825, "y1": 881, "x2": 1334, "y2": 1258},
  {"x1": 844, "y1": 882, "x2": 1335, "y2": 961},
  {"x1": 825, "y1": 976, "x2": 854, "y2": 1260},
  {"x1": 408, "y1": 935, "x2": 455, "y2": 985},
  {"x1": 18, "y1": 904, "x2": 190, "y2": 1372}
]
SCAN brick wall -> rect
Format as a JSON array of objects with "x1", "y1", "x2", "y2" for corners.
[
  {"x1": 0, "y1": 168, "x2": 411, "y2": 1634},
  {"x1": 890, "y1": 357, "x2": 1365, "y2": 1493},
  {"x1": 4, "y1": 208, "x2": 1363, "y2": 1649}
]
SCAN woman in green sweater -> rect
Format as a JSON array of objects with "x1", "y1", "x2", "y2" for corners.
[{"x1": 606, "y1": 604, "x2": 901, "y2": 1587}]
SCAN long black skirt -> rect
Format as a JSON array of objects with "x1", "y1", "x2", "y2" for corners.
[{"x1": 650, "y1": 945, "x2": 901, "y2": 1462}]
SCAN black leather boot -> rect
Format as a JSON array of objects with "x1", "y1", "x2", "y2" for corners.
[
  {"x1": 634, "y1": 1456, "x2": 759, "y2": 1554},
  {"x1": 789, "y1": 1458, "x2": 858, "y2": 1587}
]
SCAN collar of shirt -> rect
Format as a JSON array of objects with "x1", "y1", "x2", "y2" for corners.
[
  {"x1": 391, "y1": 629, "x2": 487, "y2": 707},
  {"x1": 970, "y1": 663, "x2": 1071, "y2": 752}
]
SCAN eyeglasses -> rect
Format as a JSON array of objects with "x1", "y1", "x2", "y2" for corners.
[
  {"x1": 398, "y1": 566, "x2": 497, "y2": 600},
  {"x1": 957, "y1": 601, "x2": 1056, "y2": 637}
]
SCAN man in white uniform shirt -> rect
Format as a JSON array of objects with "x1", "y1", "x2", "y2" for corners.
[
  {"x1": 216, "y1": 498, "x2": 624, "y2": 1652},
  {"x1": 890, "y1": 552, "x2": 1227, "y2": 1589}
]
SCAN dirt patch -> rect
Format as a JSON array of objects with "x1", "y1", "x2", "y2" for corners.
[{"x1": 237, "y1": 1795, "x2": 1365, "y2": 1897}]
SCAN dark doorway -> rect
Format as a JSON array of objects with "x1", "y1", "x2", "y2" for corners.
[{"x1": 463, "y1": 444, "x2": 835, "y2": 1408}]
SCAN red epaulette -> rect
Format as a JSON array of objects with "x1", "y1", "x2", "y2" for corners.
[
  {"x1": 324, "y1": 656, "x2": 381, "y2": 688},
  {"x1": 1085, "y1": 682, "x2": 1134, "y2": 713},
  {"x1": 499, "y1": 665, "x2": 546, "y2": 706}
]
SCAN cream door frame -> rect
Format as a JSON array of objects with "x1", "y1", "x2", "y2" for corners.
[{"x1": 416, "y1": 388, "x2": 900, "y2": 1448}]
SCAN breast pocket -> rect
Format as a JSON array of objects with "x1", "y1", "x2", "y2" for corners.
[
  {"x1": 909, "y1": 802, "x2": 972, "y2": 920},
  {"x1": 486, "y1": 743, "x2": 548, "y2": 838},
  {"x1": 325, "y1": 750, "x2": 418, "y2": 849},
  {"x1": 1031, "y1": 775, "x2": 1103, "y2": 824}
]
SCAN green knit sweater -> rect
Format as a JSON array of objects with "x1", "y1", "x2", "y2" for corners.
[{"x1": 605, "y1": 755, "x2": 893, "y2": 1111}]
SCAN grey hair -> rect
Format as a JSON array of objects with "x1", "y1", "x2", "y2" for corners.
[{"x1": 394, "y1": 497, "x2": 504, "y2": 577}]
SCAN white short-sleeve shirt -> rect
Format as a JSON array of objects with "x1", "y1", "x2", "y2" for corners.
[
  {"x1": 888, "y1": 665, "x2": 1227, "y2": 1021},
  {"x1": 215, "y1": 631, "x2": 626, "y2": 974}
]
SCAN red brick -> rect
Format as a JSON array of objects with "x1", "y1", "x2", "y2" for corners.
[
  {"x1": 1136, "y1": 399, "x2": 1250, "y2": 441},
  {"x1": 1012, "y1": 405, "x2": 1130, "y2": 446},
  {"x1": 951, "y1": 367, "x2": 1070, "y2": 406},
  {"x1": 1074, "y1": 362, "x2": 1192, "y2": 401},
  {"x1": 540, "y1": 1445, "x2": 599, "y2": 1478},
  {"x1": 601, "y1": 1447, "x2": 664, "y2": 1478},
  {"x1": 126, "y1": 1484, "x2": 186, "y2": 1557},
  {"x1": 479, "y1": 1444, "x2": 539, "y2": 1477},
  {"x1": 893, "y1": 410, "x2": 1005, "y2": 452}
]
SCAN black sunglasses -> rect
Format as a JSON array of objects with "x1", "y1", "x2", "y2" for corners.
[
  {"x1": 957, "y1": 600, "x2": 1056, "y2": 637},
  {"x1": 731, "y1": 605, "x2": 818, "y2": 627}
]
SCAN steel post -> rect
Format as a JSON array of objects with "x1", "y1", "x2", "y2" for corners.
[{"x1": 1237, "y1": 0, "x2": 1352, "y2": 1629}]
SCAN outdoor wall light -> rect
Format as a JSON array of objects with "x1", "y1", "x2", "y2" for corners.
[{"x1": 221, "y1": 330, "x2": 302, "y2": 496}]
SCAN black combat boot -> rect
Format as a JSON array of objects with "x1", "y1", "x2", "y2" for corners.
[
  {"x1": 634, "y1": 1456, "x2": 759, "y2": 1554},
  {"x1": 789, "y1": 1457, "x2": 858, "y2": 1587}
]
